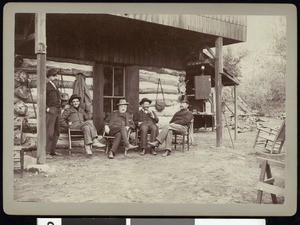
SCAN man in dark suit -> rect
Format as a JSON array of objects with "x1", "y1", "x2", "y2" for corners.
[
  {"x1": 46, "y1": 68, "x2": 62, "y2": 158},
  {"x1": 148, "y1": 98, "x2": 193, "y2": 157},
  {"x1": 104, "y1": 99, "x2": 138, "y2": 159},
  {"x1": 133, "y1": 98, "x2": 159, "y2": 155}
]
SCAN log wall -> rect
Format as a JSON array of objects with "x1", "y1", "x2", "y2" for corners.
[
  {"x1": 138, "y1": 68, "x2": 186, "y2": 128},
  {"x1": 14, "y1": 58, "x2": 94, "y2": 150}
]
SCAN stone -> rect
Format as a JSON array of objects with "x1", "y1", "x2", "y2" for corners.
[{"x1": 25, "y1": 164, "x2": 56, "y2": 174}]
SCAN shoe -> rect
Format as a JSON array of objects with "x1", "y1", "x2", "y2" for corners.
[
  {"x1": 140, "y1": 149, "x2": 146, "y2": 155},
  {"x1": 162, "y1": 149, "x2": 171, "y2": 157},
  {"x1": 124, "y1": 144, "x2": 138, "y2": 151},
  {"x1": 84, "y1": 145, "x2": 93, "y2": 157},
  {"x1": 151, "y1": 149, "x2": 157, "y2": 155},
  {"x1": 46, "y1": 154, "x2": 53, "y2": 159},
  {"x1": 148, "y1": 141, "x2": 159, "y2": 147},
  {"x1": 92, "y1": 139, "x2": 106, "y2": 148},
  {"x1": 50, "y1": 152, "x2": 62, "y2": 156},
  {"x1": 108, "y1": 151, "x2": 114, "y2": 159}
]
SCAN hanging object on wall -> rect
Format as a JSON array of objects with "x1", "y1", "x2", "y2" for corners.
[
  {"x1": 194, "y1": 75, "x2": 211, "y2": 100},
  {"x1": 155, "y1": 78, "x2": 166, "y2": 112},
  {"x1": 14, "y1": 100, "x2": 28, "y2": 116}
]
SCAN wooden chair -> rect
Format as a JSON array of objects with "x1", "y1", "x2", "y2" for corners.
[
  {"x1": 68, "y1": 128, "x2": 84, "y2": 155},
  {"x1": 255, "y1": 157, "x2": 285, "y2": 204},
  {"x1": 253, "y1": 120, "x2": 285, "y2": 155},
  {"x1": 173, "y1": 120, "x2": 193, "y2": 152}
]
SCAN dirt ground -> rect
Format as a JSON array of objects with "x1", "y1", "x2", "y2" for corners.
[{"x1": 14, "y1": 117, "x2": 285, "y2": 204}]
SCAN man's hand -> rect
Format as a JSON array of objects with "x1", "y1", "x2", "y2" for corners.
[
  {"x1": 104, "y1": 125, "x2": 110, "y2": 134},
  {"x1": 68, "y1": 122, "x2": 72, "y2": 126},
  {"x1": 46, "y1": 107, "x2": 50, "y2": 113},
  {"x1": 138, "y1": 122, "x2": 142, "y2": 127}
]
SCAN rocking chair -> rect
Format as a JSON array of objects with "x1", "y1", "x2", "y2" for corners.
[{"x1": 253, "y1": 120, "x2": 285, "y2": 155}]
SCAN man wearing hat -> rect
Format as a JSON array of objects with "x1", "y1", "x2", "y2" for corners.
[
  {"x1": 104, "y1": 99, "x2": 138, "y2": 159},
  {"x1": 46, "y1": 68, "x2": 62, "y2": 157},
  {"x1": 133, "y1": 98, "x2": 159, "y2": 155},
  {"x1": 148, "y1": 97, "x2": 193, "y2": 157},
  {"x1": 60, "y1": 94, "x2": 105, "y2": 157}
]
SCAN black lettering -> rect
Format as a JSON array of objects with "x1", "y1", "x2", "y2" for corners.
[{"x1": 47, "y1": 222, "x2": 54, "y2": 225}]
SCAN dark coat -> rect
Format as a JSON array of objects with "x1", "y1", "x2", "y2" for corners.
[
  {"x1": 133, "y1": 109, "x2": 159, "y2": 127},
  {"x1": 169, "y1": 109, "x2": 194, "y2": 126},
  {"x1": 60, "y1": 105, "x2": 89, "y2": 131},
  {"x1": 46, "y1": 82, "x2": 61, "y2": 110},
  {"x1": 104, "y1": 110, "x2": 135, "y2": 129}
]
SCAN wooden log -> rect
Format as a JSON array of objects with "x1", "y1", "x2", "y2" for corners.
[
  {"x1": 27, "y1": 79, "x2": 93, "y2": 90},
  {"x1": 139, "y1": 93, "x2": 180, "y2": 102},
  {"x1": 22, "y1": 58, "x2": 93, "y2": 76},
  {"x1": 139, "y1": 81, "x2": 179, "y2": 94},
  {"x1": 139, "y1": 72, "x2": 179, "y2": 87}
]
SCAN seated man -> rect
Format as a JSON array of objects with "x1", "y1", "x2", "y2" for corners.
[
  {"x1": 104, "y1": 99, "x2": 138, "y2": 159},
  {"x1": 133, "y1": 98, "x2": 159, "y2": 155},
  {"x1": 148, "y1": 98, "x2": 193, "y2": 157},
  {"x1": 60, "y1": 94, "x2": 105, "y2": 157}
]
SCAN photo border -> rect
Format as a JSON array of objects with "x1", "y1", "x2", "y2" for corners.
[{"x1": 3, "y1": 3, "x2": 297, "y2": 216}]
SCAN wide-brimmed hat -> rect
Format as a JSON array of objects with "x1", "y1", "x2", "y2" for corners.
[
  {"x1": 69, "y1": 94, "x2": 81, "y2": 104},
  {"x1": 117, "y1": 99, "x2": 129, "y2": 106},
  {"x1": 46, "y1": 68, "x2": 59, "y2": 78},
  {"x1": 139, "y1": 98, "x2": 152, "y2": 105}
]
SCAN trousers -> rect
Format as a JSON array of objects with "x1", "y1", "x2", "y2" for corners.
[
  {"x1": 139, "y1": 122, "x2": 158, "y2": 149},
  {"x1": 72, "y1": 120, "x2": 98, "y2": 145},
  {"x1": 108, "y1": 124, "x2": 130, "y2": 153},
  {"x1": 156, "y1": 123, "x2": 187, "y2": 151},
  {"x1": 46, "y1": 107, "x2": 61, "y2": 154}
]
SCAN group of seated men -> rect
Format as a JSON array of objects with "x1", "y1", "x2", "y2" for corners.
[{"x1": 60, "y1": 94, "x2": 193, "y2": 159}]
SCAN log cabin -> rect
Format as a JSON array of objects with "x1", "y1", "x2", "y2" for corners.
[{"x1": 14, "y1": 13, "x2": 246, "y2": 155}]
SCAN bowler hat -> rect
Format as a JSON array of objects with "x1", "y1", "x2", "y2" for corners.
[
  {"x1": 46, "y1": 68, "x2": 59, "y2": 78},
  {"x1": 139, "y1": 98, "x2": 152, "y2": 105},
  {"x1": 69, "y1": 94, "x2": 81, "y2": 104},
  {"x1": 117, "y1": 99, "x2": 129, "y2": 105}
]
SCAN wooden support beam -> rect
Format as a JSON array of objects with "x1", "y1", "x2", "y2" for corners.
[
  {"x1": 35, "y1": 13, "x2": 47, "y2": 164},
  {"x1": 205, "y1": 45, "x2": 216, "y2": 58},
  {"x1": 215, "y1": 37, "x2": 223, "y2": 147},
  {"x1": 234, "y1": 85, "x2": 237, "y2": 140}
]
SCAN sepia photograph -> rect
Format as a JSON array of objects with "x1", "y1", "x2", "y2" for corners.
[{"x1": 3, "y1": 3, "x2": 297, "y2": 216}]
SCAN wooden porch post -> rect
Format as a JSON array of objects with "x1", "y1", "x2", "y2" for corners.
[
  {"x1": 215, "y1": 37, "x2": 223, "y2": 147},
  {"x1": 234, "y1": 85, "x2": 237, "y2": 140},
  {"x1": 35, "y1": 13, "x2": 47, "y2": 164}
]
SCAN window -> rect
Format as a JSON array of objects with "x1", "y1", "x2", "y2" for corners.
[{"x1": 103, "y1": 66, "x2": 125, "y2": 116}]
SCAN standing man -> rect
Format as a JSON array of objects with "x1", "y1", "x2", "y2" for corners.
[
  {"x1": 133, "y1": 98, "x2": 159, "y2": 155},
  {"x1": 60, "y1": 94, "x2": 105, "y2": 157},
  {"x1": 104, "y1": 99, "x2": 138, "y2": 159},
  {"x1": 46, "y1": 68, "x2": 62, "y2": 157},
  {"x1": 148, "y1": 98, "x2": 193, "y2": 157}
]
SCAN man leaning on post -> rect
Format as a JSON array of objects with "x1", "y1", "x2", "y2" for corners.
[{"x1": 46, "y1": 68, "x2": 62, "y2": 158}]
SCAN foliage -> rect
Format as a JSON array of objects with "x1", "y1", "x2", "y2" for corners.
[{"x1": 224, "y1": 17, "x2": 286, "y2": 117}]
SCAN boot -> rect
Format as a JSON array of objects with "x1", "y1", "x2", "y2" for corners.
[
  {"x1": 92, "y1": 138, "x2": 106, "y2": 148},
  {"x1": 108, "y1": 151, "x2": 114, "y2": 159},
  {"x1": 151, "y1": 148, "x2": 157, "y2": 155},
  {"x1": 148, "y1": 141, "x2": 159, "y2": 148},
  {"x1": 140, "y1": 149, "x2": 146, "y2": 155},
  {"x1": 85, "y1": 145, "x2": 93, "y2": 157},
  {"x1": 124, "y1": 144, "x2": 138, "y2": 151},
  {"x1": 162, "y1": 149, "x2": 171, "y2": 157}
]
